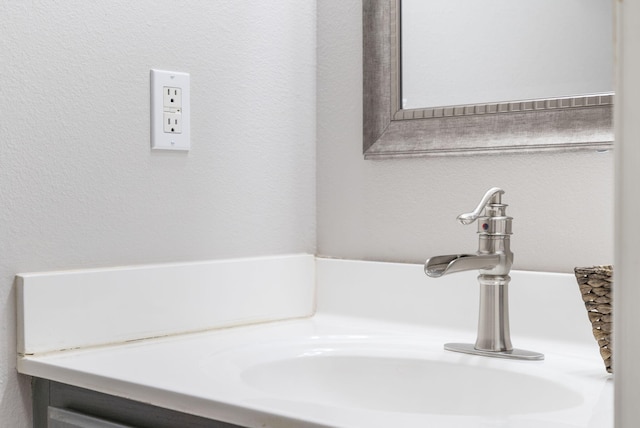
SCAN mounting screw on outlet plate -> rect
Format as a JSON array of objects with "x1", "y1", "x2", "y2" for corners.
[{"x1": 150, "y1": 69, "x2": 190, "y2": 151}]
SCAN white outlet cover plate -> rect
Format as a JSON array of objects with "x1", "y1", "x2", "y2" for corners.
[{"x1": 150, "y1": 69, "x2": 190, "y2": 151}]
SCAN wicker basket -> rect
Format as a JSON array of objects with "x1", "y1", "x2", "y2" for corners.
[{"x1": 574, "y1": 265, "x2": 613, "y2": 373}]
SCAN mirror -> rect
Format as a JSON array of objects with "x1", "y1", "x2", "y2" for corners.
[
  {"x1": 363, "y1": 0, "x2": 614, "y2": 159},
  {"x1": 401, "y1": 0, "x2": 613, "y2": 110}
]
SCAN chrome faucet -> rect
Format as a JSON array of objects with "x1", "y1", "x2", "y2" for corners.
[{"x1": 425, "y1": 187, "x2": 543, "y2": 360}]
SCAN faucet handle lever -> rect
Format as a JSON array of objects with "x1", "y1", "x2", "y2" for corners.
[{"x1": 457, "y1": 187, "x2": 505, "y2": 225}]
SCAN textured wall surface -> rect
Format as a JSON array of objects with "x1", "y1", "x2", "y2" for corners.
[
  {"x1": 0, "y1": 2, "x2": 316, "y2": 426},
  {"x1": 317, "y1": 1, "x2": 614, "y2": 272}
]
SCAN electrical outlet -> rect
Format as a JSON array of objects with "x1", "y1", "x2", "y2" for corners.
[
  {"x1": 163, "y1": 87, "x2": 182, "y2": 110},
  {"x1": 163, "y1": 112, "x2": 182, "y2": 133},
  {"x1": 150, "y1": 69, "x2": 190, "y2": 150}
]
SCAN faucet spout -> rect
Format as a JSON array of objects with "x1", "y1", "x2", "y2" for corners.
[
  {"x1": 423, "y1": 188, "x2": 543, "y2": 360},
  {"x1": 424, "y1": 254, "x2": 500, "y2": 278}
]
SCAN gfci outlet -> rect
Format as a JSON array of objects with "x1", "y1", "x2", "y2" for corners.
[{"x1": 150, "y1": 69, "x2": 190, "y2": 151}]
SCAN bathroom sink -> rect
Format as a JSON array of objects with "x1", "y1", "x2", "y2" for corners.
[
  {"x1": 241, "y1": 355, "x2": 582, "y2": 415},
  {"x1": 203, "y1": 336, "x2": 584, "y2": 416},
  {"x1": 21, "y1": 313, "x2": 609, "y2": 428}
]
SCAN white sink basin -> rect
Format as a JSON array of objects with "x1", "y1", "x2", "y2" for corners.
[
  {"x1": 241, "y1": 354, "x2": 582, "y2": 415},
  {"x1": 202, "y1": 334, "x2": 586, "y2": 417}
]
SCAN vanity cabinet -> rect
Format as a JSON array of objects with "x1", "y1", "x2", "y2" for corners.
[
  {"x1": 33, "y1": 378, "x2": 245, "y2": 428},
  {"x1": 48, "y1": 407, "x2": 134, "y2": 428}
]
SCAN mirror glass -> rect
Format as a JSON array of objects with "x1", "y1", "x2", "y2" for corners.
[{"x1": 401, "y1": 0, "x2": 613, "y2": 110}]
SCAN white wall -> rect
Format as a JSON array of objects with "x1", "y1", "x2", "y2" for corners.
[
  {"x1": 615, "y1": 1, "x2": 640, "y2": 426},
  {"x1": 0, "y1": 2, "x2": 316, "y2": 426},
  {"x1": 317, "y1": 1, "x2": 614, "y2": 273}
]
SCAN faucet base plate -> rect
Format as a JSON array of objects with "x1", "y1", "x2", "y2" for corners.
[{"x1": 444, "y1": 343, "x2": 544, "y2": 360}]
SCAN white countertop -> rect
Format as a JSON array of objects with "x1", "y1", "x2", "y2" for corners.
[
  {"x1": 18, "y1": 313, "x2": 613, "y2": 428},
  {"x1": 16, "y1": 256, "x2": 613, "y2": 428}
]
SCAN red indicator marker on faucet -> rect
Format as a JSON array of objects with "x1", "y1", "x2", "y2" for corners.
[{"x1": 482, "y1": 223, "x2": 489, "y2": 231}]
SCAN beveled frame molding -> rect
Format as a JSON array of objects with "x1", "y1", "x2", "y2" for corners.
[{"x1": 363, "y1": 0, "x2": 614, "y2": 159}]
